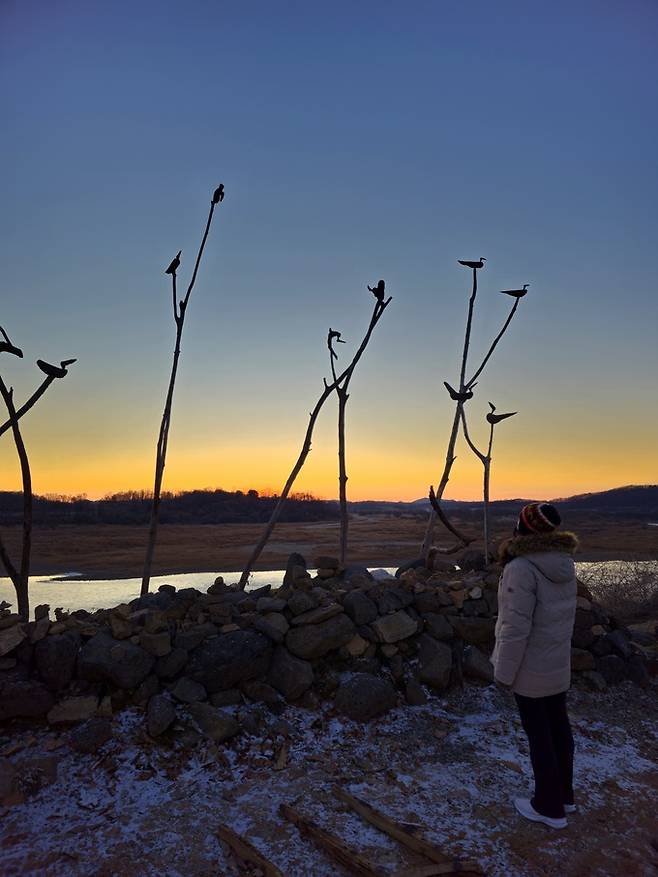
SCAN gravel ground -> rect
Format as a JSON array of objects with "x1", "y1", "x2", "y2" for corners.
[{"x1": 1, "y1": 681, "x2": 657, "y2": 876}]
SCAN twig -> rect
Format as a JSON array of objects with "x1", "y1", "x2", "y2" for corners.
[
  {"x1": 141, "y1": 189, "x2": 222, "y2": 596},
  {"x1": 238, "y1": 298, "x2": 391, "y2": 588}
]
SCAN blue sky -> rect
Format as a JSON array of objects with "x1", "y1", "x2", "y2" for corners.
[{"x1": 1, "y1": 0, "x2": 657, "y2": 500}]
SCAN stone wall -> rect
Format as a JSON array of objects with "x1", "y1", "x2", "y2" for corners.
[{"x1": 0, "y1": 551, "x2": 653, "y2": 738}]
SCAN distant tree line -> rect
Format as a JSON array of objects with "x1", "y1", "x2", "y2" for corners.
[{"x1": 0, "y1": 488, "x2": 338, "y2": 527}]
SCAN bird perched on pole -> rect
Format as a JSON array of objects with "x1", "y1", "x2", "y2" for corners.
[
  {"x1": 444, "y1": 381, "x2": 476, "y2": 402},
  {"x1": 367, "y1": 279, "x2": 386, "y2": 304},
  {"x1": 500, "y1": 284, "x2": 529, "y2": 298},
  {"x1": 327, "y1": 328, "x2": 346, "y2": 360},
  {"x1": 165, "y1": 251, "x2": 181, "y2": 275},
  {"x1": 0, "y1": 327, "x2": 23, "y2": 358},
  {"x1": 458, "y1": 258, "x2": 486, "y2": 269},
  {"x1": 486, "y1": 402, "x2": 517, "y2": 424},
  {"x1": 36, "y1": 359, "x2": 77, "y2": 379},
  {"x1": 212, "y1": 184, "x2": 225, "y2": 204}
]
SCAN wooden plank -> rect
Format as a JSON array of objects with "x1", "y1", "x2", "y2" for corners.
[
  {"x1": 279, "y1": 802, "x2": 384, "y2": 877},
  {"x1": 217, "y1": 824, "x2": 285, "y2": 877},
  {"x1": 392, "y1": 866, "x2": 482, "y2": 877},
  {"x1": 334, "y1": 788, "x2": 483, "y2": 875}
]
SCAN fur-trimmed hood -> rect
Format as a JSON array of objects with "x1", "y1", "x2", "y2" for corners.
[{"x1": 498, "y1": 531, "x2": 579, "y2": 583}]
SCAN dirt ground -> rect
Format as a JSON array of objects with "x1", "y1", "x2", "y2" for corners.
[
  {"x1": 1, "y1": 514, "x2": 656, "y2": 578},
  {"x1": 1, "y1": 682, "x2": 657, "y2": 876}
]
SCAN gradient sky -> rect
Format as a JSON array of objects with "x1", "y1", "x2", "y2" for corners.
[{"x1": 1, "y1": 0, "x2": 657, "y2": 502}]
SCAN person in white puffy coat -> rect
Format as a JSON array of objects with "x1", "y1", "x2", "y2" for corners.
[{"x1": 491, "y1": 502, "x2": 579, "y2": 830}]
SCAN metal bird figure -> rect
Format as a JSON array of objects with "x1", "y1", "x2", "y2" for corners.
[
  {"x1": 458, "y1": 258, "x2": 486, "y2": 269},
  {"x1": 486, "y1": 402, "x2": 517, "y2": 424},
  {"x1": 36, "y1": 359, "x2": 77, "y2": 379},
  {"x1": 0, "y1": 326, "x2": 23, "y2": 358},
  {"x1": 165, "y1": 251, "x2": 181, "y2": 275},
  {"x1": 327, "y1": 328, "x2": 346, "y2": 360},
  {"x1": 367, "y1": 280, "x2": 386, "y2": 303},
  {"x1": 500, "y1": 284, "x2": 529, "y2": 298},
  {"x1": 212, "y1": 184, "x2": 225, "y2": 204},
  {"x1": 444, "y1": 381, "x2": 476, "y2": 402}
]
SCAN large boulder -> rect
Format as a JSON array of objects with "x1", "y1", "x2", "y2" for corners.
[
  {"x1": 418, "y1": 634, "x2": 453, "y2": 690},
  {"x1": 186, "y1": 702, "x2": 240, "y2": 743},
  {"x1": 413, "y1": 590, "x2": 452, "y2": 614},
  {"x1": 334, "y1": 674, "x2": 397, "y2": 722},
  {"x1": 0, "y1": 674, "x2": 55, "y2": 721},
  {"x1": 448, "y1": 616, "x2": 496, "y2": 649},
  {"x1": 187, "y1": 630, "x2": 272, "y2": 693},
  {"x1": 571, "y1": 648, "x2": 595, "y2": 671},
  {"x1": 267, "y1": 646, "x2": 314, "y2": 701},
  {"x1": 68, "y1": 717, "x2": 113, "y2": 754},
  {"x1": 283, "y1": 552, "x2": 308, "y2": 587},
  {"x1": 147, "y1": 694, "x2": 176, "y2": 737},
  {"x1": 47, "y1": 695, "x2": 98, "y2": 725},
  {"x1": 35, "y1": 632, "x2": 80, "y2": 690},
  {"x1": 457, "y1": 549, "x2": 488, "y2": 572},
  {"x1": 78, "y1": 632, "x2": 154, "y2": 689},
  {"x1": 371, "y1": 610, "x2": 417, "y2": 644},
  {"x1": 155, "y1": 647, "x2": 188, "y2": 679},
  {"x1": 0, "y1": 622, "x2": 26, "y2": 657},
  {"x1": 343, "y1": 591, "x2": 378, "y2": 626},
  {"x1": 463, "y1": 645, "x2": 494, "y2": 683},
  {"x1": 285, "y1": 613, "x2": 356, "y2": 660},
  {"x1": 422, "y1": 612, "x2": 454, "y2": 641}
]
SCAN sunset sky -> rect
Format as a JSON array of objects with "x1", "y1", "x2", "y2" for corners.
[{"x1": 1, "y1": 0, "x2": 657, "y2": 502}]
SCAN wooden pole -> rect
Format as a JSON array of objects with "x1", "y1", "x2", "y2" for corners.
[
  {"x1": 141, "y1": 192, "x2": 221, "y2": 595},
  {"x1": 0, "y1": 377, "x2": 33, "y2": 619}
]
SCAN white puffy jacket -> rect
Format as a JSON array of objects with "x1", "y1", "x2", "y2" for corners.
[{"x1": 491, "y1": 531, "x2": 578, "y2": 698}]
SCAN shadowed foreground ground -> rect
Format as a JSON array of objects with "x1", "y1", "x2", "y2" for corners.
[{"x1": 0, "y1": 683, "x2": 656, "y2": 876}]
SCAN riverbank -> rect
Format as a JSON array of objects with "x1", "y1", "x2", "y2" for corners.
[{"x1": 0, "y1": 516, "x2": 656, "y2": 580}]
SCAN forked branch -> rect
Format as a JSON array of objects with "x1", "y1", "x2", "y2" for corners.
[{"x1": 238, "y1": 296, "x2": 391, "y2": 588}]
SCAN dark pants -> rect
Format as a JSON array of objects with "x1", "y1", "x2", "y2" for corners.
[{"x1": 514, "y1": 691, "x2": 575, "y2": 819}]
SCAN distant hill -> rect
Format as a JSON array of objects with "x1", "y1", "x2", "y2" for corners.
[
  {"x1": 0, "y1": 489, "x2": 338, "y2": 527},
  {"x1": 0, "y1": 484, "x2": 655, "y2": 526},
  {"x1": 349, "y1": 485, "x2": 658, "y2": 518}
]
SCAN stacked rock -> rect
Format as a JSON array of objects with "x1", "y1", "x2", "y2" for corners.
[{"x1": 0, "y1": 550, "x2": 652, "y2": 740}]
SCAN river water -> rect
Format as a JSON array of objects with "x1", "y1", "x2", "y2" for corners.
[{"x1": 1, "y1": 561, "x2": 657, "y2": 615}]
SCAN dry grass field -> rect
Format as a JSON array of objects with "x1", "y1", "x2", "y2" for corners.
[{"x1": 0, "y1": 513, "x2": 656, "y2": 578}]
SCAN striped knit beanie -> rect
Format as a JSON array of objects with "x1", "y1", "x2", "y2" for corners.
[{"x1": 517, "y1": 502, "x2": 561, "y2": 535}]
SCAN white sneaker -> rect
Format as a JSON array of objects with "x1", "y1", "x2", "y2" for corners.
[
  {"x1": 513, "y1": 797, "x2": 568, "y2": 829},
  {"x1": 564, "y1": 804, "x2": 577, "y2": 814}
]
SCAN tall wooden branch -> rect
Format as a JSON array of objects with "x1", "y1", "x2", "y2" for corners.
[
  {"x1": 239, "y1": 297, "x2": 391, "y2": 588},
  {"x1": 422, "y1": 269, "x2": 523, "y2": 558},
  {"x1": 461, "y1": 404, "x2": 515, "y2": 562},
  {"x1": 0, "y1": 376, "x2": 55, "y2": 439},
  {"x1": 141, "y1": 188, "x2": 223, "y2": 596},
  {"x1": 421, "y1": 268, "x2": 478, "y2": 558},
  {"x1": 0, "y1": 377, "x2": 33, "y2": 619}
]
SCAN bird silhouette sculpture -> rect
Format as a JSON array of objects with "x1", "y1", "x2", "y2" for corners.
[
  {"x1": 444, "y1": 381, "x2": 476, "y2": 402},
  {"x1": 500, "y1": 284, "x2": 529, "y2": 298},
  {"x1": 486, "y1": 402, "x2": 517, "y2": 424},
  {"x1": 367, "y1": 280, "x2": 386, "y2": 303},
  {"x1": 36, "y1": 359, "x2": 77, "y2": 379},
  {"x1": 212, "y1": 184, "x2": 225, "y2": 204},
  {"x1": 165, "y1": 251, "x2": 181, "y2": 275},
  {"x1": 327, "y1": 328, "x2": 346, "y2": 360},
  {"x1": 0, "y1": 327, "x2": 23, "y2": 358},
  {"x1": 458, "y1": 258, "x2": 486, "y2": 269}
]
